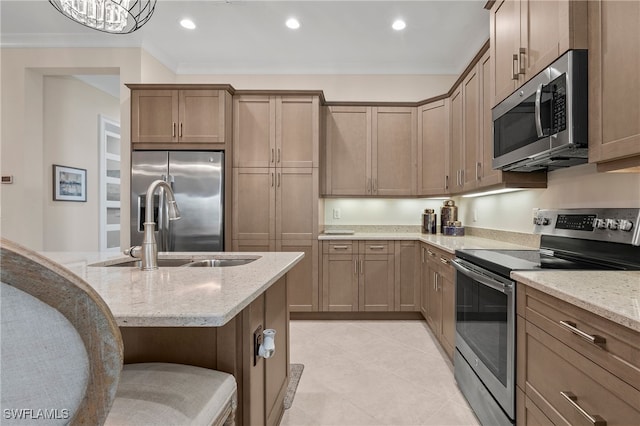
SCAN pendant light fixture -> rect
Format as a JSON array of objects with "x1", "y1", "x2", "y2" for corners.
[{"x1": 49, "y1": 0, "x2": 157, "y2": 34}]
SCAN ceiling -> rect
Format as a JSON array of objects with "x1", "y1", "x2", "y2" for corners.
[{"x1": 1, "y1": 0, "x2": 490, "y2": 76}]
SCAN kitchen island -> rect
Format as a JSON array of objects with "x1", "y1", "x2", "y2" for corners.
[{"x1": 42, "y1": 250, "x2": 305, "y2": 426}]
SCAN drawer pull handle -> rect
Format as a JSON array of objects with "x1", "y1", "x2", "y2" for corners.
[
  {"x1": 559, "y1": 321, "x2": 606, "y2": 346},
  {"x1": 427, "y1": 250, "x2": 436, "y2": 256},
  {"x1": 369, "y1": 245, "x2": 385, "y2": 250},
  {"x1": 440, "y1": 257, "x2": 449, "y2": 265},
  {"x1": 560, "y1": 391, "x2": 607, "y2": 426},
  {"x1": 332, "y1": 245, "x2": 349, "y2": 250}
]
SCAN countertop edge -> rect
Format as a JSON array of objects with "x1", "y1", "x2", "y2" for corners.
[{"x1": 512, "y1": 271, "x2": 640, "y2": 333}]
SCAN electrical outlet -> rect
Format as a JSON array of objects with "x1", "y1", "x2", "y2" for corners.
[{"x1": 333, "y1": 208, "x2": 341, "y2": 219}]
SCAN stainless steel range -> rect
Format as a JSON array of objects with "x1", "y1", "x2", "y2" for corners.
[{"x1": 452, "y1": 208, "x2": 640, "y2": 426}]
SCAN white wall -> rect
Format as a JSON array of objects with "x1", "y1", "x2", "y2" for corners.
[
  {"x1": 324, "y1": 164, "x2": 640, "y2": 233},
  {"x1": 43, "y1": 76, "x2": 119, "y2": 251},
  {"x1": 0, "y1": 47, "x2": 176, "y2": 251}
]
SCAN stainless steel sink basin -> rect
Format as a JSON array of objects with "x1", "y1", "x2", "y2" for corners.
[
  {"x1": 90, "y1": 257, "x2": 259, "y2": 268},
  {"x1": 184, "y1": 258, "x2": 257, "y2": 267},
  {"x1": 100, "y1": 258, "x2": 196, "y2": 267}
]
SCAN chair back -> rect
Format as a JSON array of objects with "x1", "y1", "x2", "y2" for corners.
[{"x1": 1, "y1": 238, "x2": 123, "y2": 425}]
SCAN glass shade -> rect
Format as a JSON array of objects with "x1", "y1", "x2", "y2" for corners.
[{"x1": 49, "y1": 0, "x2": 156, "y2": 34}]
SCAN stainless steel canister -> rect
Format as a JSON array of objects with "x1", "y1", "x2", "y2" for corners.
[
  {"x1": 440, "y1": 200, "x2": 458, "y2": 232},
  {"x1": 422, "y1": 209, "x2": 437, "y2": 234}
]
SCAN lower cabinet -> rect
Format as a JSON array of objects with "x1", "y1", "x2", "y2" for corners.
[
  {"x1": 420, "y1": 242, "x2": 455, "y2": 360},
  {"x1": 517, "y1": 283, "x2": 640, "y2": 426},
  {"x1": 394, "y1": 241, "x2": 420, "y2": 311},
  {"x1": 321, "y1": 240, "x2": 399, "y2": 312}
]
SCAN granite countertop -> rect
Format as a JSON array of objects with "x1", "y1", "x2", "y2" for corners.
[
  {"x1": 319, "y1": 232, "x2": 534, "y2": 253},
  {"x1": 512, "y1": 270, "x2": 640, "y2": 332},
  {"x1": 41, "y1": 251, "x2": 304, "y2": 328}
]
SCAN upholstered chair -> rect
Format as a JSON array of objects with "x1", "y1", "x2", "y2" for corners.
[{"x1": 0, "y1": 238, "x2": 237, "y2": 425}]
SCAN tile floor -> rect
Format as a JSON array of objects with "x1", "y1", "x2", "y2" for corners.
[{"x1": 280, "y1": 320, "x2": 480, "y2": 426}]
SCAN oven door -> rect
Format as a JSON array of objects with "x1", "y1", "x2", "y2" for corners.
[{"x1": 452, "y1": 258, "x2": 515, "y2": 420}]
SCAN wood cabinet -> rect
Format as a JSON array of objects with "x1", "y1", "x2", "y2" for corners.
[
  {"x1": 130, "y1": 88, "x2": 230, "y2": 144},
  {"x1": 517, "y1": 283, "x2": 640, "y2": 426},
  {"x1": 233, "y1": 95, "x2": 320, "y2": 168},
  {"x1": 232, "y1": 93, "x2": 321, "y2": 313},
  {"x1": 449, "y1": 86, "x2": 464, "y2": 193},
  {"x1": 420, "y1": 243, "x2": 455, "y2": 360},
  {"x1": 321, "y1": 241, "x2": 395, "y2": 312},
  {"x1": 264, "y1": 277, "x2": 289, "y2": 426},
  {"x1": 324, "y1": 106, "x2": 416, "y2": 196},
  {"x1": 417, "y1": 99, "x2": 450, "y2": 195},
  {"x1": 394, "y1": 241, "x2": 420, "y2": 312},
  {"x1": 450, "y1": 47, "x2": 547, "y2": 194},
  {"x1": 588, "y1": 0, "x2": 640, "y2": 171},
  {"x1": 490, "y1": 0, "x2": 588, "y2": 107}
]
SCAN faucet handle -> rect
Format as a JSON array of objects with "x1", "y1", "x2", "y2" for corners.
[{"x1": 124, "y1": 246, "x2": 142, "y2": 258}]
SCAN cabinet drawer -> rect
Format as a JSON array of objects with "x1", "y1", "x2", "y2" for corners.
[
  {"x1": 525, "y1": 321, "x2": 640, "y2": 426},
  {"x1": 520, "y1": 285, "x2": 640, "y2": 388},
  {"x1": 324, "y1": 241, "x2": 354, "y2": 254},
  {"x1": 360, "y1": 241, "x2": 390, "y2": 255}
]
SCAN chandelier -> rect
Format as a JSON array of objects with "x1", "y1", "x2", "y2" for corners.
[{"x1": 49, "y1": 0, "x2": 157, "y2": 34}]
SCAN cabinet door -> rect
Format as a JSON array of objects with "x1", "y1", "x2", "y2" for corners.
[
  {"x1": 439, "y1": 257, "x2": 455, "y2": 360},
  {"x1": 372, "y1": 107, "x2": 417, "y2": 196},
  {"x1": 275, "y1": 168, "x2": 317, "y2": 241},
  {"x1": 178, "y1": 90, "x2": 226, "y2": 143},
  {"x1": 359, "y1": 253, "x2": 394, "y2": 312},
  {"x1": 131, "y1": 89, "x2": 178, "y2": 143},
  {"x1": 325, "y1": 106, "x2": 371, "y2": 195},
  {"x1": 276, "y1": 96, "x2": 319, "y2": 168},
  {"x1": 322, "y1": 253, "x2": 359, "y2": 312},
  {"x1": 279, "y1": 240, "x2": 319, "y2": 312},
  {"x1": 449, "y1": 85, "x2": 464, "y2": 193},
  {"x1": 234, "y1": 96, "x2": 275, "y2": 168},
  {"x1": 418, "y1": 100, "x2": 450, "y2": 195},
  {"x1": 589, "y1": 0, "x2": 640, "y2": 166},
  {"x1": 478, "y1": 50, "x2": 503, "y2": 187},
  {"x1": 233, "y1": 168, "x2": 275, "y2": 241},
  {"x1": 264, "y1": 276, "x2": 289, "y2": 426},
  {"x1": 426, "y1": 255, "x2": 441, "y2": 334},
  {"x1": 420, "y1": 246, "x2": 430, "y2": 320},
  {"x1": 490, "y1": 0, "x2": 521, "y2": 106},
  {"x1": 520, "y1": 0, "x2": 573, "y2": 81},
  {"x1": 462, "y1": 65, "x2": 480, "y2": 191},
  {"x1": 395, "y1": 241, "x2": 420, "y2": 312}
]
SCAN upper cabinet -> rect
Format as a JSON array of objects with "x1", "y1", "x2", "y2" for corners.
[
  {"x1": 325, "y1": 106, "x2": 416, "y2": 196},
  {"x1": 233, "y1": 95, "x2": 320, "y2": 168},
  {"x1": 489, "y1": 0, "x2": 588, "y2": 106},
  {"x1": 449, "y1": 47, "x2": 547, "y2": 194},
  {"x1": 129, "y1": 87, "x2": 231, "y2": 144},
  {"x1": 418, "y1": 99, "x2": 450, "y2": 196},
  {"x1": 588, "y1": 0, "x2": 640, "y2": 171}
]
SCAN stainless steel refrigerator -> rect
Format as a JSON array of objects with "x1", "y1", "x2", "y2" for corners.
[{"x1": 131, "y1": 151, "x2": 224, "y2": 251}]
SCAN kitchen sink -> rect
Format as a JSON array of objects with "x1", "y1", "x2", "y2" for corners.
[
  {"x1": 183, "y1": 258, "x2": 257, "y2": 267},
  {"x1": 89, "y1": 257, "x2": 259, "y2": 268},
  {"x1": 96, "y1": 258, "x2": 196, "y2": 267}
]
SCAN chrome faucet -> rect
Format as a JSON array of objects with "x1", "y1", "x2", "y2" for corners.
[{"x1": 125, "y1": 180, "x2": 181, "y2": 270}]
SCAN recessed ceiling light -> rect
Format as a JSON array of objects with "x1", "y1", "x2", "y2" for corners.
[
  {"x1": 286, "y1": 18, "x2": 300, "y2": 29},
  {"x1": 392, "y1": 19, "x2": 406, "y2": 31},
  {"x1": 180, "y1": 19, "x2": 196, "y2": 30}
]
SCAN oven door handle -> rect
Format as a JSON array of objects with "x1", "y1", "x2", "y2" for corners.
[
  {"x1": 452, "y1": 259, "x2": 513, "y2": 294},
  {"x1": 535, "y1": 83, "x2": 544, "y2": 137}
]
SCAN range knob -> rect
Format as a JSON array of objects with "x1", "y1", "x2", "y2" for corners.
[
  {"x1": 593, "y1": 218, "x2": 607, "y2": 229},
  {"x1": 619, "y1": 219, "x2": 634, "y2": 232},
  {"x1": 606, "y1": 219, "x2": 620, "y2": 230},
  {"x1": 542, "y1": 217, "x2": 550, "y2": 226}
]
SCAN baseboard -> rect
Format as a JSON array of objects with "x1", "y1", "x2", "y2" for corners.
[{"x1": 290, "y1": 311, "x2": 423, "y2": 320}]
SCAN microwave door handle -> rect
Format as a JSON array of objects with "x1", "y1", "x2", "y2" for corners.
[
  {"x1": 452, "y1": 259, "x2": 511, "y2": 294},
  {"x1": 535, "y1": 83, "x2": 544, "y2": 137}
]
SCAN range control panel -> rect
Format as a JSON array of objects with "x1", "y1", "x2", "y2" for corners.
[{"x1": 533, "y1": 208, "x2": 640, "y2": 246}]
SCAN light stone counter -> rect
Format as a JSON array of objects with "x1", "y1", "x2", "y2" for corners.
[
  {"x1": 41, "y1": 251, "x2": 304, "y2": 328},
  {"x1": 319, "y1": 232, "x2": 534, "y2": 253},
  {"x1": 512, "y1": 270, "x2": 640, "y2": 332}
]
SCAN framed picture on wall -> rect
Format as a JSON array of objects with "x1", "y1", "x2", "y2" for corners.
[{"x1": 53, "y1": 164, "x2": 86, "y2": 202}]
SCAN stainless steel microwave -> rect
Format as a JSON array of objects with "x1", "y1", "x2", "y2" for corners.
[{"x1": 492, "y1": 50, "x2": 588, "y2": 172}]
